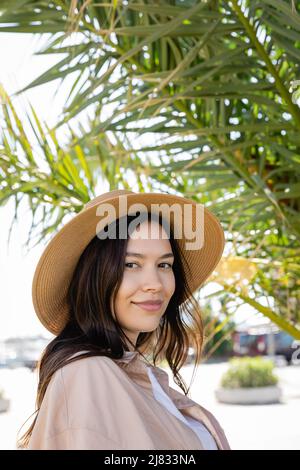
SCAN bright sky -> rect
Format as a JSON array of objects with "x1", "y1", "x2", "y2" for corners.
[
  {"x1": 0, "y1": 32, "x2": 69, "y2": 340},
  {"x1": 0, "y1": 32, "x2": 267, "y2": 340}
]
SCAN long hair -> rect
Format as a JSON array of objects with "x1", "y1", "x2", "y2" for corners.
[{"x1": 17, "y1": 211, "x2": 204, "y2": 449}]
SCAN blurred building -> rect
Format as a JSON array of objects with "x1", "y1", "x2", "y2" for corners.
[{"x1": 0, "y1": 335, "x2": 49, "y2": 370}]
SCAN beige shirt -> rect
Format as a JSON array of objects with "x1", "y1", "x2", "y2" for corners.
[{"x1": 26, "y1": 351, "x2": 231, "y2": 450}]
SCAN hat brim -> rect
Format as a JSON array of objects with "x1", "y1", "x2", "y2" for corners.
[{"x1": 32, "y1": 192, "x2": 225, "y2": 335}]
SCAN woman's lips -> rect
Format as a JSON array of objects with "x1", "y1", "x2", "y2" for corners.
[{"x1": 132, "y1": 302, "x2": 163, "y2": 312}]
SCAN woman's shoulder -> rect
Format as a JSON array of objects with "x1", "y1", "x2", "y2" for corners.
[
  {"x1": 60, "y1": 351, "x2": 119, "y2": 373},
  {"x1": 49, "y1": 351, "x2": 120, "y2": 389},
  {"x1": 64, "y1": 351, "x2": 116, "y2": 367},
  {"x1": 28, "y1": 352, "x2": 127, "y2": 449}
]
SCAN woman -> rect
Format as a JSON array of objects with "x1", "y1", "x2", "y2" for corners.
[{"x1": 17, "y1": 189, "x2": 231, "y2": 450}]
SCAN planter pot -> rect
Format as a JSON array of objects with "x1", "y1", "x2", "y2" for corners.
[
  {"x1": 215, "y1": 385, "x2": 282, "y2": 405},
  {"x1": 0, "y1": 398, "x2": 10, "y2": 413}
]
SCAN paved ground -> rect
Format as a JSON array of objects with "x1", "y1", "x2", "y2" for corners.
[
  {"x1": 0, "y1": 359, "x2": 299, "y2": 450},
  {"x1": 164, "y1": 359, "x2": 300, "y2": 450}
]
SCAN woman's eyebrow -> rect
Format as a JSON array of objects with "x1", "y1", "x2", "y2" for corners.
[{"x1": 126, "y1": 252, "x2": 174, "y2": 259}]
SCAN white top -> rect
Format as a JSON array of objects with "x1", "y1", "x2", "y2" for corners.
[{"x1": 146, "y1": 366, "x2": 218, "y2": 450}]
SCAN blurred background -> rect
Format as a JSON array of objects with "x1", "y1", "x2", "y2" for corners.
[{"x1": 0, "y1": 0, "x2": 299, "y2": 450}]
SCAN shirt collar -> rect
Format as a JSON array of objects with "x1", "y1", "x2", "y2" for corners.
[
  {"x1": 113, "y1": 351, "x2": 194, "y2": 409},
  {"x1": 113, "y1": 350, "x2": 144, "y2": 364}
]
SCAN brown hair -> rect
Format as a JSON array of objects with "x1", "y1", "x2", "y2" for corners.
[{"x1": 17, "y1": 211, "x2": 204, "y2": 448}]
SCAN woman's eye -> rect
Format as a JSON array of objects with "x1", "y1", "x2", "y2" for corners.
[
  {"x1": 125, "y1": 262, "x2": 137, "y2": 268},
  {"x1": 160, "y1": 263, "x2": 173, "y2": 269},
  {"x1": 125, "y1": 262, "x2": 173, "y2": 269},
  {"x1": 125, "y1": 262, "x2": 138, "y2": 268}
]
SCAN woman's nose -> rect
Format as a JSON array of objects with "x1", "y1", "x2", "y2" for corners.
[{"x1": 140, "y1": 267, "x2": 163, "y2": 291}]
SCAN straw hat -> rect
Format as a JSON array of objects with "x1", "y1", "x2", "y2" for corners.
[{"x1": 32, "y1": 189, "x2": 225, "y2": 335}]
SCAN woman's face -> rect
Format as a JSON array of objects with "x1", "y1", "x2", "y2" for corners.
[{"x1": 113, "y1": 219, "x2": 176, "y2": 348}]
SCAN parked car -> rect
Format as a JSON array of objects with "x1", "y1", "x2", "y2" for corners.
[
  {"x1": 233, "y1": 330, "x2": 297, "y2": 364},
  {"x1": 275, "y1": 333, "x2": 300, "y2": 364}
]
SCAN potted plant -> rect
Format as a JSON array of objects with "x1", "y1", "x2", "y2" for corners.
[
  {"x1": 0, "y1": 387, "x2": 10, "y2": 413},
  {"x1": 215, "y1": 356, "x2": 282, "y2": 404}
]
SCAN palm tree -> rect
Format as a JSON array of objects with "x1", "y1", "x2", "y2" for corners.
[
  {"x1": 0, "y1": 86, "x2": 147, "y2": 248},
  {"x1": 0, "y1": 0, "x2": 299, "y2": 337}
]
